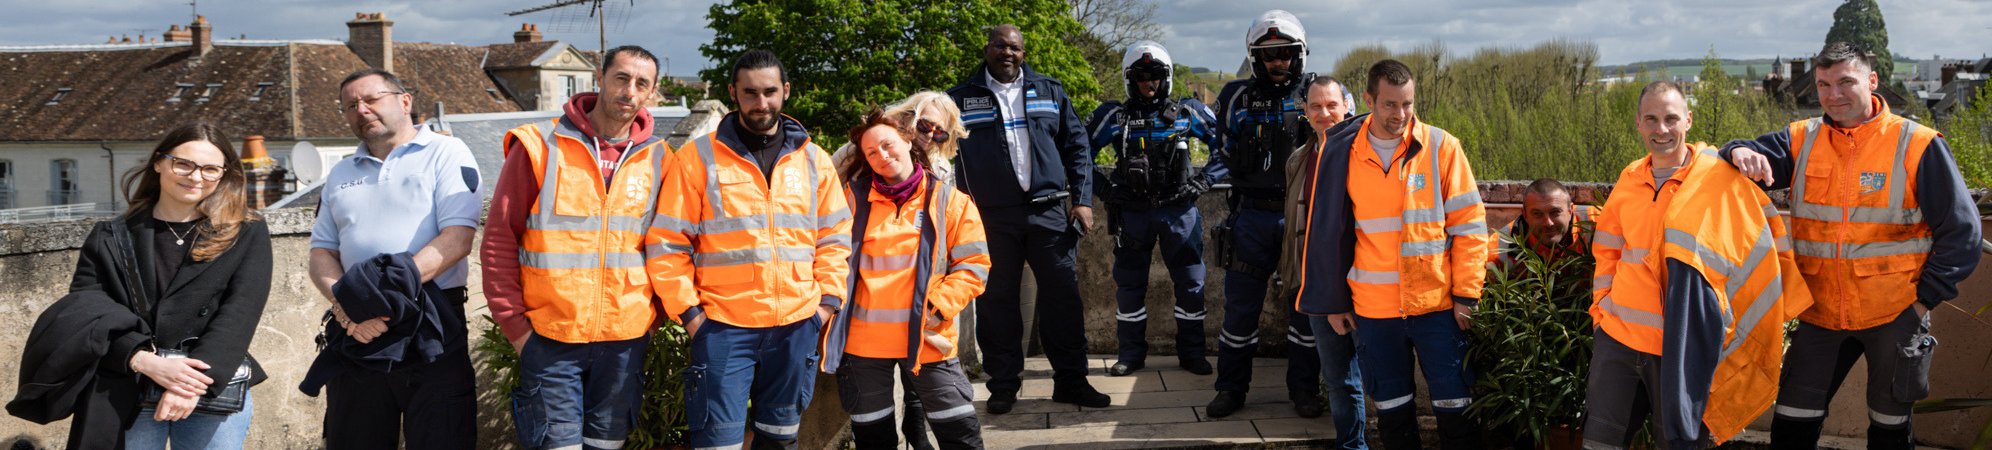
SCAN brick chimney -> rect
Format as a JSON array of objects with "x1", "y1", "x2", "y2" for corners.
[
  {"x1": 514, "y1": 23, "x2": 542, "y2": 43},
  {"x1": 189, "y1": 15, "x2": 212, "y2": 56},
  {"x1": 346, "y1": 12, "x2": 393, "y2": 73},
  {"x1": 164, "y1": 24, "x2": 190, "y2": 42}
]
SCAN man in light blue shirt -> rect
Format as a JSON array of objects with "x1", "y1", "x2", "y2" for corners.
[{"x1": 306, "y1": 68, "x2": 480, "y2": 450}]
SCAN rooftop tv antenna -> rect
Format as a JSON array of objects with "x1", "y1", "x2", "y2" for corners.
[{"x1": 505, "y1": 0, "x2": 635, "y2": 57}]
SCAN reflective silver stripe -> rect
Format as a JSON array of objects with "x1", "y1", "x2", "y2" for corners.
[
  {"x1": 693, "y1": 444, "x2": 743, "y2": 450},
  {"x1": 1775, "y1": 234, "x2": 1793, "y2": 252},
  {"x1": 1664, "y1": 229, "x2": 1742, "y2": 287},
  {"x1": 1348, "y1": 268, "x2": 1400, "y2": 284},
  {"x1": 949, "y1": 241, "x2": 989, "y2": 260},
  {"x1": 528, "y1": 214, "x2": 648, "y2": 232},
  {"x1": 1402, "y1": 239, "x2": 1447, "y2": 256},
  {"x1": 1847, "y1": 206, "x2": 1923, "y2": 225},
  {"x1": 1575, "y1": 207, "x2": 1593, "y2": 222},
  {"x1": 520, "y1": 251, "x2": 647, "y2": 269},
  {"x1": 1845, "y1": 237, "x2": 1933, "y2": 259},
  {"x1": 1220, "y1": 330, "x2": 1258, "y2": 347},
  {"x1": 1357, "y1": 216, "x2": 1403, "y2": 232},
  {"x1": 1584, "y1": 439, "x2": 1626, "y2": 450},
  {"x1": 1445, "y1": 221, "x2": 1487, "y2": 236},
  {"x1": 804, "y1": 146, "x2": 821, "y2": 215},
  {"x1": 1376, "y1": 394, "x2": 1415, "y2": 411},
  {"x1": 1791, "y1": 203, "x2": 1839, "y2": 222},
  {"x1": 817, "y1": 233, "x2": 851, "y2": 249},
  {"x1": 651, "y1": 214, "x2": 699, "y2": 235},
  {"x1": 927, "y1": 404, "x2": 977, "y2": 421},
  {"x1": 949, "y1": 263, "x2": 988, "y2": 281},
  {"x1": 1598, "y1": 295, "x2": 1663, "y2": 329},
  {"x1": 1173, "y1": 306, "x2": 1207, "y2": 321},
  {"x1": 701, "y1": 214, "x2": 817, "y2": 235},
  {"x1": 1889, "y1": 123, "x2": 1917, "y2": 210},
  {"x1": 1622, "y1": 247, "x2": 1649, "y2": 263},
  {"x1": 861, "y1": 253, "x2": 918, "y2": 271},
  {"x1": 535, "y1": 122, "x2": 563, "y2": 217},
  {"x1": 1425, "y1": 126, "x2": 1447, "y2": 219},
  {"x1": 1870, "y1": 410, "x2": 1910, "y2": 426},
  {"x1": 754, "y1": 421, "x2": 800, "y2": 436},
  {"x1": 549, "y1": 444, "x2": 582, "y2": 450},
  {"x1": 1592, "y1": 274, "x2": 1613, "y2": 290},
  {"x1": 583, "y1": 437, "x2": 626, "y2": 449},
  {"x1": 1720, "y1": 260, "x2": 1786, "y2": 360},
  {"x1": 645, "y1": 242, "x2": 693, "y2": 256},
  {"x1": 819, "y1": 207, "x2": 851, "y2": 229},
  {"x1": 1287, "y1": 333, "x2": 1317, "y2": 347},
  {"x1": 1776, "y1": 405, "x2": 1827, "y2": 419},
  {"x1": 1432, "y1": 398, "x2": 1473, "y2": 409},
  {"x1": 1793, "y1": 240, "x2": 1836, "y2": 258},
  {"x1": 1403, "y1": 207, "x2": 1445, "y2": 224},
  {"x1": 850, "y1": 305, "x2": 911, "y2": 323},
  {"x1": 1117, "y1": 306, "x2": 1148, "y2": 322},
  {"x1": 1443, "y1": 191, "x2": 1482, "y2": 213},
  {"x1": 1792, "y1": 119, "x2": 1823, "y2": 207},
  {"x1": 692, "y1": 247, "x2": 817, "y2": 267},
  {"x1": 1763, "y1": 204, "x2": 1782, "y2": 220},
  {"x1": 1594, "y1": 231, "x2": 1625, "y2": 250},
  {"x1": 696, "y1": 136, "x2": 725, "y2": 221}
]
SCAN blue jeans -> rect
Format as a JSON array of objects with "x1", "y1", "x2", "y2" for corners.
[
  {"x1": 125, "y1": 392, "x2": 254, "y2": 450},
  {"x1": 1308, "y1": 315, "x2": 1369, "y2": 450},
  {"x1": 1354, "y1": 311, "x2": 1475, "y2": 414},
  {"x1": 685, "y1": 315, "x2": 824, "y2": 450},
  {"x1": 512, "y1": 332, "x2": 649, "y2": 450}
]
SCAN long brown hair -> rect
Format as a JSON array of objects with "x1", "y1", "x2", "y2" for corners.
[
  {"x1": 840, "y1": 108, "x2": 931, "y2": 182},
  {"x1": 122, "y1": 122, "x2": 256, "y2": 261}
]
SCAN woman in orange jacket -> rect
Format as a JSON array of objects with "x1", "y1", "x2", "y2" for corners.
[{"x1": 821, "y1": 110, "x2": 993, "y2": 450}]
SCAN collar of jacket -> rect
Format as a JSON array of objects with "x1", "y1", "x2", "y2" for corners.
[
  {"x1": 713, "y1": 112, "x2": 812, "y2": 161},
  {"x1": 961, "y1": 62, "x2": 1047, "y2": 91}
]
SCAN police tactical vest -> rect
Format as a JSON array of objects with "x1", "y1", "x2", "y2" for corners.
[
  {"x1": 1113, "y1": 99, "x2": 1200, "y2": 208},
  {"x1": 1225, "y1": 73, "x2": 1313, "y2": 200}
]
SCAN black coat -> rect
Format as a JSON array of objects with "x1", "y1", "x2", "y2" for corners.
[
  {"x1": 74, "y1": 216, "x2": 274, "y2": 391},
  {"x1": 25, "y1": 215, "x2": 272, "y2": 448},
  {"x1": 6, "y1": 290, "x2": 145, "y2": 450}
]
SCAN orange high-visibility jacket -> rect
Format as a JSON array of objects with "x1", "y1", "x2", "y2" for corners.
[
  {"x1": 1597, "y1": 147, "x2": 1811, "y2": 444},
  {"x1": 821, "y1": 175, "x2": 991, "y2": 374},
  {"x1": 646, "y1": 117, "x2": 853, "y2": 328},
  {"x1": 1345, "y1": 116, "x2": 1491, "y2": 318},
  {"x1": 502, "y1": 117, "x2": 671, "y2": 343},
  {"x1": 1784, "y1": 112, "x2": 1941, "y2": 330}
]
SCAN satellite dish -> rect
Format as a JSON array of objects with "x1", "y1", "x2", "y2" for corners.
[{"x1": 289, "y1": 141, "x2": 357, "y2": 186}]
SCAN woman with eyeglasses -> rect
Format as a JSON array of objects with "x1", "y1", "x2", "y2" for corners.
[
  {"x1": 821, "y1": 110, "x2": 991, "y2": 450},
  {"x1": 56, "y1": 122, "x2": 272, "y2": 449},
  {"x1": 833, "y1": 91, "x2": 970, "y2": 182}
]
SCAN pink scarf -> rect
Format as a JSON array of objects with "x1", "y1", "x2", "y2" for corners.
[{"x1": 872, "y1": 164, "x2": 926, "y2": 205}]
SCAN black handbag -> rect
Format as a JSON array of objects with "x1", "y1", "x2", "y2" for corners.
[{"x1": 140, "y1": 343, "x2": 254, "y2": 416}]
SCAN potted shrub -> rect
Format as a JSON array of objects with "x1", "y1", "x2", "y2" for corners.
[{"x1": 1468, "y1": 228, "x2": 1596, "y2": 450}]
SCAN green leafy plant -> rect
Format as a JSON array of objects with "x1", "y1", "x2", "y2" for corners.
[
  {"x1": 475, "y1": 317, "x2": 695, "y2": 448},
  {"x1": 1468, "y1": 226, "x2": 1597, "y2": 446}
]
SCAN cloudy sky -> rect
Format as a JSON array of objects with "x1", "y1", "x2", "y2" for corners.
[{"x1": 2, "y1": 0, "x2": 1987, "y2": 77}]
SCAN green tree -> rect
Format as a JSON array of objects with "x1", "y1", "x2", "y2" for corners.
[
  {"x1": 1941, "y1": 84, "x2": 1992, "y2": 188},
  {"x1": 1826, "y1": 0, "x2": 1894, "y2": 81},
  {"x1": 700, "y1": 0, "x2": 1102, "y2": 147}
]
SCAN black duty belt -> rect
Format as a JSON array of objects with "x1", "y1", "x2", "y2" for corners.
[{"x1": 1240, "y1": 197, "x2": 1284, "y2": 212}]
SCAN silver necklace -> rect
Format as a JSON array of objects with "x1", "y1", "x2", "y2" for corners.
[{"x1": 165, "y1": 221, "x2": 194, "y2": 246}]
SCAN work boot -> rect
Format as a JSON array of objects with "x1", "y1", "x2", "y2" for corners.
[
  {"x1": 1108, "y1": 360, "x2": 1144, "y2": 376},
  {"x1": 1051, "y1": 383, "x2": 1111, "y2": 408},
  {"x1": 1770, "y1": 417, "x2": 1824, "y2": 450},
  {"x1": 1867, "y1": 422, "x2": 1915, "y2": 450},
  {"x1": 1206, "y1": 390, "x2": 1246, "y2": 418},
  {"x1": 1289, "y1": 391, "x2": 1323, "y2": 418},
  {"x1": 1179, "y1": 357, "x2": 1212, "y2": 375},
  {"x1": 985, "y1": 390, "x2": 1018, "y2": 415}
]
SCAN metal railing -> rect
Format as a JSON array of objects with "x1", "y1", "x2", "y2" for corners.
[{"x1": 0, "y1": 202, "x2": 111, "y2": 224}]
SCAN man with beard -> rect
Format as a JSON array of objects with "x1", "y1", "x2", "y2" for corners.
[
  {"x1": 308, "y1": 68, "x2": 480, "y2": 449},
  {"x1": 648, "y1": 49, "x2": 852, "y2": 450},
  {"x1": 1205, "y1": 10, "x2": 1325, "y2": 421},
  {"x1": 1086, "y1": 40, "x2": 1218, "y2": 378},
  {"x1": 483, "y1": 45, "x2": 671, "y2": 450},
  {"x1": 947, "y1": 24, "x2": 1108, "y2": 414}
]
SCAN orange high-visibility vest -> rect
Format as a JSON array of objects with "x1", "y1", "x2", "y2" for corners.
[
  {"x1": 646, "y1": 126, "x2": 853, "y2": 328},
  {"x1": 1654, "y1": 149, "x2": 1812, "y2": 444},
  {"x1": 1346, "y1": 117, "x2": 1492, "y2": 319},
  {"x1": 504, "y1": 118, "x2": 671, "y2": 343},
  {"x1": 820, "y1": 175, "x2": 992, "y2": 375},
  {"x1": 1784, "y1": 106, "x2": 1940, "y2": 331}
]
